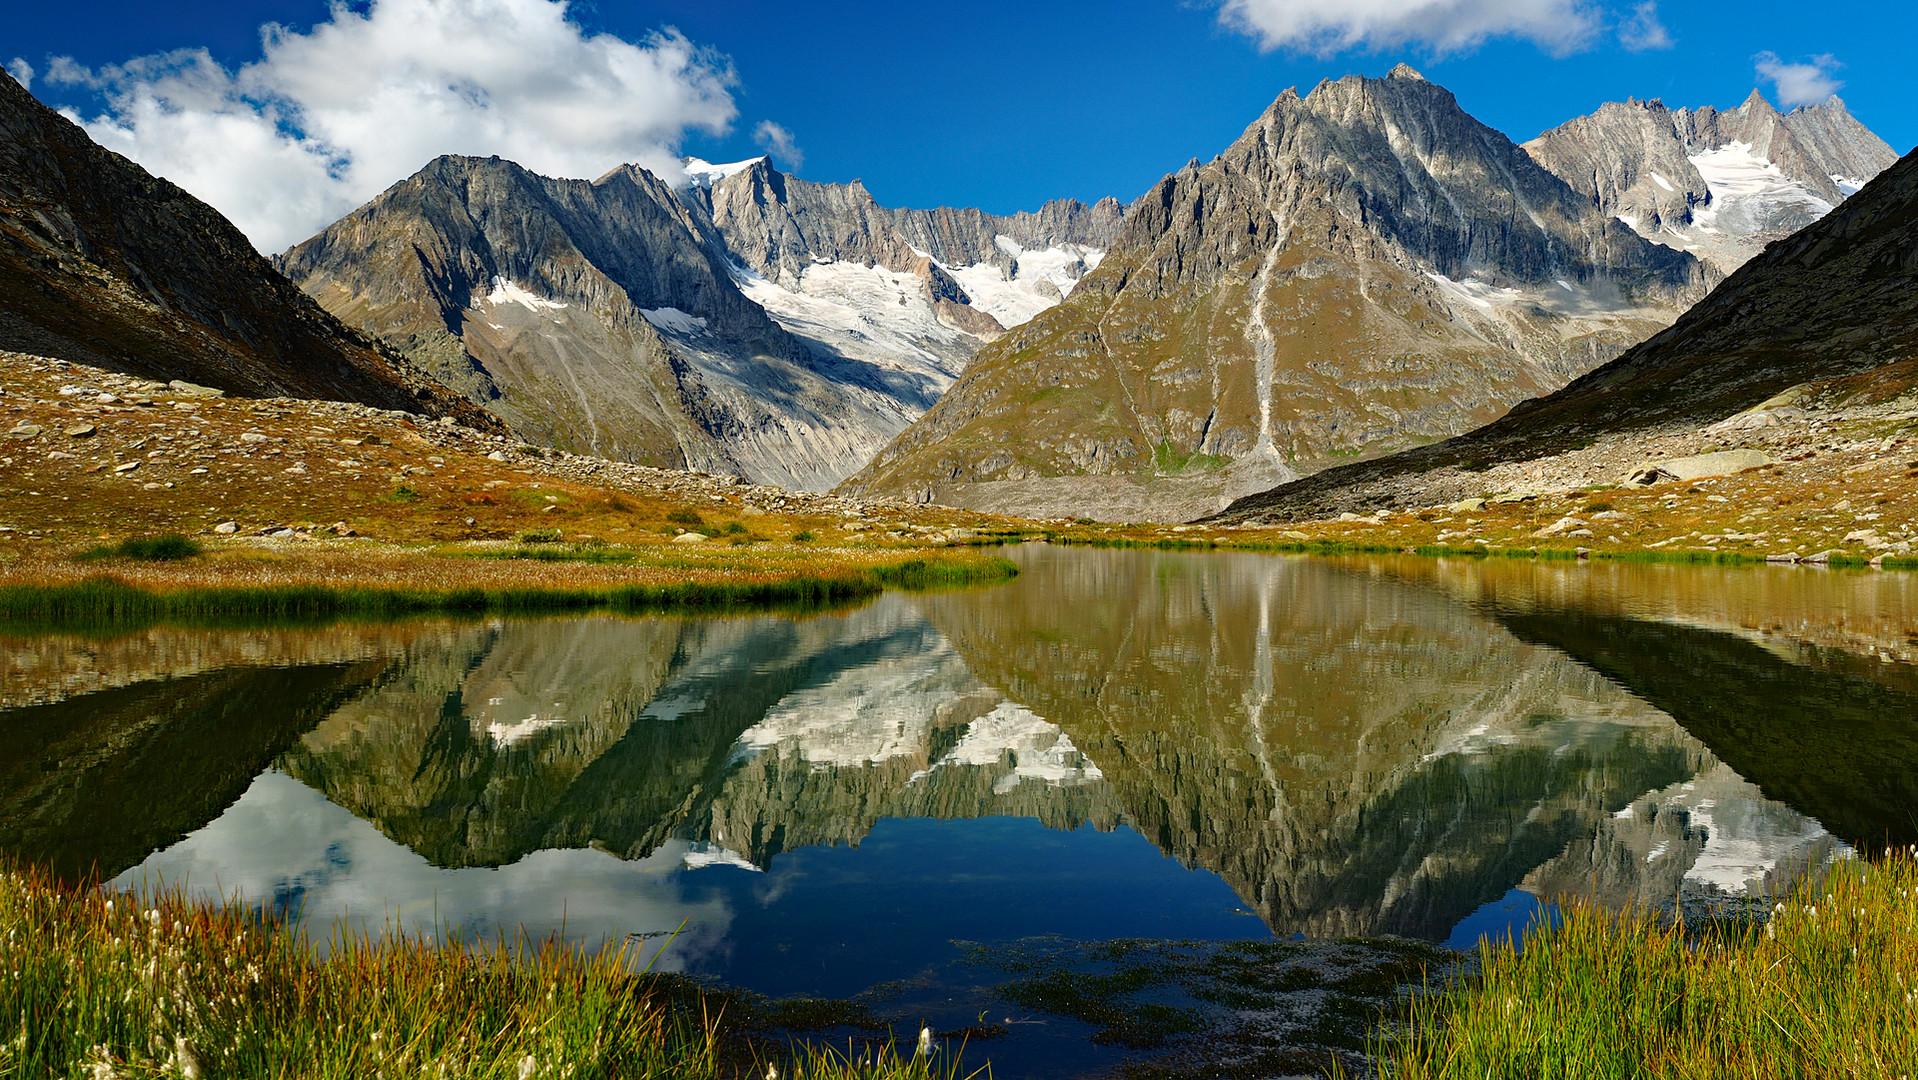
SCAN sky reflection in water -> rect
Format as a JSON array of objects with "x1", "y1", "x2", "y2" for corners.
[{"x1": 9, "y1": 547, "x2": 1914, "y2": 1001}]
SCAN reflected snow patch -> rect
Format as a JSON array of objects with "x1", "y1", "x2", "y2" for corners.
[
  {"x1": 930, "y1": 702, "x2": 1105, "y2": 791},
  {"x1": 682, "y1": 842, "x2": 762, "y2": 872}
]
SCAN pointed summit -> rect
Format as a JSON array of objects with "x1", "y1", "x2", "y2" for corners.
[
  {"x1": 1740, "y1": 88, "x2": 1779, "y2": 115},
  {"x1": 1387, "y1": 62, "x2": 1426, "y2": 81}
]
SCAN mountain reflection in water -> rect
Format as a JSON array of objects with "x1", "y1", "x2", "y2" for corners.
[{"x1": 3, "y1": 547, "x2": 1914, "y2": 989}]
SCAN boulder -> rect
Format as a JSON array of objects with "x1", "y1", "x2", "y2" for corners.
[{"x1": 1620, "y1": 449, "x2": 1771, "y2": 486}]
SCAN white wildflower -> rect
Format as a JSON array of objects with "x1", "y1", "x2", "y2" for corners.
[
  {"x1": 172, "y1": 1036, "x2": 203, "y2": 1080},
  {"x1": 517, "y1": 1055, "x2": 536, "y2": 1080},
  {"x1": 916, "y1": 1026, "x2": 933, "y2": 1057}
]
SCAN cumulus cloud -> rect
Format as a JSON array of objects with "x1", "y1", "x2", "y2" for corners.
[
  {"x1": 1616, "y1": 3, "x2": 1671, "y2": 51},
  {"x1": 1216, "y1": 0, "x2": 1604, "y2": 57},
  {"x1": 1754, "y1": 51, "x2": 1843, "y2": 109},
  {"x1": 753, "y1": 120, "x2": 803, "y2": 170},
  {"x1": 4, "y1": 58, "x2": 31, "y2": 89},
  {"x1": 41, "y1": 0, "x2": 739, "y2": 253}
]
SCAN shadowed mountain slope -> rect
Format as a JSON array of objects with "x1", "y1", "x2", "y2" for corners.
[
  {"x1": 1217, "y1": 141, "x2": 1918, "y2": 523},
  {"x1": 0, "y1": 67, "x2": 494, "y2": 426}
]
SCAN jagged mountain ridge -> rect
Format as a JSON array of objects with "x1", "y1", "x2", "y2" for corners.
[
  {"x1": 1524, "y1": 90, "x2": 1898, "y2": 273},
  {"x1": 279, "y1": 154, "x2": 1118, "y2": 490},
  {"x1": 1215, "y1": 141, "x2": 1918, "y2": 523},
  {"x1": 0, "y1": 66, "x2": 493, "y2": 425},
  {"x1": 840, "y1": 65, "x2": 1711, "y2": 522}
]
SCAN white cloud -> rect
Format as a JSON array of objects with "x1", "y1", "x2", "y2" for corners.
[
  {"x1": 4, "y1": 58, "x2": 31, "y2": 89},
  {"x1": 753, "y1": 120, "x2": 803, "y2": 170},
  {"x1": 1754, "y1": 51, "x2": 1843, "y2": 110},
  {"x1": 1616, "y1": 2, "x2": 1671, "y2": 51},
  {"x1": 42, "y1": 0, "x2": 739, "y2": 253},
  {"x1": 1216, "y1": 0, "x2": 1603, "y2": 57}
]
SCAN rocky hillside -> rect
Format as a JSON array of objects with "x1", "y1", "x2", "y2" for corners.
[
  {"x1": 0, "y1": 66, "x2": 492, "y2": 427},
  {"x1": 840, "y1": 66, "x2": 1711, "y2": 522},
  {"x1": 279, "y1": 155, "x2": 1117, "y2": 491},
  {"x1": 1524, "y1": 91, "x2": 1897, "y2": 273},
  {"x1": 1215, "y1": 141, "x2": 1918, "y2": 523}
]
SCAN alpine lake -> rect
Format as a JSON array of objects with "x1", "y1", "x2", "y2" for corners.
[{"x1": 5, "y1": 545, "x2": 1916, "y2": 1078}]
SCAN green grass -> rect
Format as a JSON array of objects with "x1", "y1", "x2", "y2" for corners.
[
  {"x1": 1151, "y1": 441, "x2": 1229, "y2": 475},
  {"x1": 76, "y1": 534, "x2": 203, "y2": 562},
  {"x1": 0, "y1": 557, "x2": 1019, "y2": 629},
  {"x1": 1358, "y1": 849, "x2": 1918, "y2": 1079},
  {"x1": 0, "y1": 864, "x2": 982, "y2": 1080}
]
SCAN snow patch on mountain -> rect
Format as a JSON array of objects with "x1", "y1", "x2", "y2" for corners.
[
  {"x1": 1688, "y1": 141, "x2": 1834, "y2": 235},
  {"x1": 945, "y1": 239, "x2": 1105, "y2": 328},
  {"x1": 640, "y1": 306, "x2": 708, "y2": 334},
  {"x1": 484, "y1": 276, "x2": 568, "y2": 312},
  {"x1": 729, "y1": 260, "x2": 973, "y2": 381},
  {"x1": 1427, "y1": 272, "x2": 1525, "y2": 312}
]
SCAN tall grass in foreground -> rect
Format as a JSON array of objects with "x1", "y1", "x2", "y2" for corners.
[
  {"x1": 1367, "y1": 849, "x2": 1918, "y2": 1079},
  {"x1": 0, "y1": 865, "x2": 983, "y2": 1080}
]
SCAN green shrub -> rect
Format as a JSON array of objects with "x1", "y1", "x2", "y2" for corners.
[
  {"x1": 792, "y1": 530, "x2": 816, "y2": 543},
  {"x1": 77, "y1": 534, "x2": 202, "y2": 561},
  {"x1": 514, "y1": 528, "x2": 563, "y2": 544},
  {"x1": 666, "y1": 509, "x2": 704, "y2": 526}
]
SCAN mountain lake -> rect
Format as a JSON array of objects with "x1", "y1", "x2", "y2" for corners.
[{"x1": 4, "y1": 545, "x2": 1915, "y2": 1076}]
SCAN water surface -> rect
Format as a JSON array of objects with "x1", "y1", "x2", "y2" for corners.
[{"x1": 4, "y1": 547, "x2": 1915, "y2": 1066}]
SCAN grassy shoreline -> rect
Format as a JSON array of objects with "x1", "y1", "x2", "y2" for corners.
[
  {"x1": 0, "y1": 552, "x2": 1019, "y2": 626},
  {"x1": 0, "y1": 865, "x2": 973, "y2": 1080},
  {"x1": 1358, "y1": 848, "x2": 1918, "y2": 1079},
  {"x1": 9, "y1": 852, "x2": 1909, "y2": 1079},
  {"x1": 1040, "y1": 531, "x2": 1918, "y2": 570}
]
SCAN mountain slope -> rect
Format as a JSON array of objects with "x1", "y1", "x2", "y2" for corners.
[
  {"x1": 0, "y1": 67, "x2": 492, "y2": 425},
  {"x1": 1524, "y1": 91, "x2": 1897, "y2": 274},
  {"x1": 1215, "y1": 142, "x2": 1918, "y2": 522},
  {"x1": 280, "y1": 155, "x2": 1119, "y2": 490},
  {"x1": 840, "y1": 66, "x2": 1710, "y2": 522}
]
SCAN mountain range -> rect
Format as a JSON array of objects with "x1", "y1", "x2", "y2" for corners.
[
  {"x1": 1525, "y1": 90, "x2": 1896, "y2": 274},
  {"x1": 2, "y1": 57, "x2": 1907, "y2": 520},
  {"x1": 276, "y1": 155, "x2": 1118, "y2": 489},
  {"x1": 841, "y1": 68, "x2": 1900, "y2": 521}
]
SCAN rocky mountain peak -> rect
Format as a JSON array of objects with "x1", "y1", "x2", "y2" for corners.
[
  {"x1": 842, "y1": 69, "x2": 1707, "y2": 521},
  {"x1": 1387, "y1": 62, "x2": 1427, "y2": 81},
  {"x1": 1529, "y1": 87, "x2": 1898, "y2": 275}
]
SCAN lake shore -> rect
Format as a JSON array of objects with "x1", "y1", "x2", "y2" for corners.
[
  {"x1": 9, "y1": 352, "x2": 1918, "y2": 597},
  {"x1": 7, "y1": 850, "x2": 1912, "y2": 1079}
]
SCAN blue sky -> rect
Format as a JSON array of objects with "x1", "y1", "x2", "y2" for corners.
[{"x1": 8, "y1": 0, "x2": 1912, "y2": 251}]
